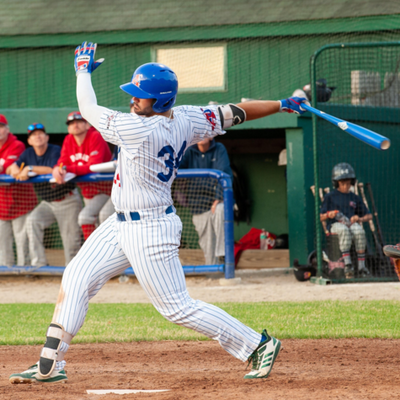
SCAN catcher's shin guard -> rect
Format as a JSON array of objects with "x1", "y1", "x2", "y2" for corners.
[{"x1": 39, "y1": 323, "x2": 72, "y2": 377}]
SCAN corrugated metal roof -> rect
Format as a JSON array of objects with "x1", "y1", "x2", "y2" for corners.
[{"x1": 1, "y1": 0, "x2": 400, "y2": 36}]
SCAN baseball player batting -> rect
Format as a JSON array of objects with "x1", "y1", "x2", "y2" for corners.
[{"x1": 9, "y1": 42, "x2": 308, "y2": 384}]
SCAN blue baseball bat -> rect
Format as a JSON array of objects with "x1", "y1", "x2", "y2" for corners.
[{"x1": 301, "y1": 103, "x2": 391, "y2": 150}]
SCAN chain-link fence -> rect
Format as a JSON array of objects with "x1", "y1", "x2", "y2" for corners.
[
  {"x1": 3, "y1": 4, "x2": 400, "y2": 120},
  {"x1": 311, "y1": 42, "x2": 400, "y2": 283}
]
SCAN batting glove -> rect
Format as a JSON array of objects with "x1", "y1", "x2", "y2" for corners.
[
  {"x1": 279, "y1": 97, "x2": 309, "y2": 115},
  {"x1": 74, "y1": 41, "x2": 104, "y2": 75}
]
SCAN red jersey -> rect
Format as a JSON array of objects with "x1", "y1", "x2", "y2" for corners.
[
  {"x1": 0, "y1": 133, "x2": 38, "y2": 220},
  {"x1": 56, "y1": 127, "x2": 112, "y2": 199}
]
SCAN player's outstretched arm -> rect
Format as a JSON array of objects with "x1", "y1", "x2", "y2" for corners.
[
  {"x1": 236, "y1": 97, "x2": 309, "y2": 121},
  {"x1": 218, "y1": 97, "x2": 308, "y2": 130},
  {"x1": 236, "y1": 100, "x2": 280, "y2": 121},
  {"x1": 75, "y1": 42, "x2": 109, "y2": 131}
]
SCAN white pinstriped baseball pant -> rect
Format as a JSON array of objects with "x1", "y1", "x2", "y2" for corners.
[
  {"x1": 52, "y1": 211, "x2": 261, "y2": 363},
  {"x1": 330, "y1": 222, "x2": 366, "y2": 253}
]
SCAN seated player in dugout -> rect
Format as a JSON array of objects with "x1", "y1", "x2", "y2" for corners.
[
  {"x1": 52, "y1": 111, "x2": 112, "y2": 240},
  {"x1": 0, "y1": 114, "x2": 37, "y2": 266},
  {"x1": 320, "y1": 163, "x2": 372, "y2": 278},
  {"x1": 8, "y1": 123, "x2": 82, "y2": 267},
  {"x1": 179, "y1": 136, "x2": 233, "y2": 265}
]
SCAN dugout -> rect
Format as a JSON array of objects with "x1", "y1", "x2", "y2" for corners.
[{"x1": 2, "y1": 1, "x2": 400, "y2": 268}]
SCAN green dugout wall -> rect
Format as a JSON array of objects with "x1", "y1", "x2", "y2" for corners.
[{"x1": 2, "y1": 25, "x2": 400, "y2": 131}]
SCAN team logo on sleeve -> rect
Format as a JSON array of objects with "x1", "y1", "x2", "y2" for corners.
[
  {"x1": 132, "y1": 74, "x2": 144, "y2": 87},
  {"x1": 201, "y1": 108, "x2": 217, "y2": 131},
  {"x1": 350, "y1": 201, "x2": 357, "y2": 208}
]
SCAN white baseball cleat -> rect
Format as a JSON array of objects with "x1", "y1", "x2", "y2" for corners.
[{"x1": 244, "y1": 330, "x2": 281, "y2": 379}]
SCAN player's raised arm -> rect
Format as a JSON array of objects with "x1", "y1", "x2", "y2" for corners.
[
  {"x1": 74, "y1": 42, "x2": 109, "y2": 131},
  {"x1": 217, "y1": 97, "x2": 309, "y2": 129}
]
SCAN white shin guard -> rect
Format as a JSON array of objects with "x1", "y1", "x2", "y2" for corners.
[{"x1": 38, "y1": 323, "x2": 72, "y2": 377}]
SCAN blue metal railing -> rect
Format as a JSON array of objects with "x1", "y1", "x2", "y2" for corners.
[{"x1": 0, "y1": 169, "x2": 234, "y2": 279}]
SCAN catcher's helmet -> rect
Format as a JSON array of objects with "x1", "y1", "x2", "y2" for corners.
[
  {"x1": 332, "y1": 162, "x2": 356, "y2": 188},
  {"x1": 120, "y1": 63, "x2": 178, "y2": 113}
]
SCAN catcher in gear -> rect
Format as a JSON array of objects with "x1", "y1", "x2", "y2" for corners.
[{"x1": 320, "y1": 163, "x2": 373, "y2": 279}]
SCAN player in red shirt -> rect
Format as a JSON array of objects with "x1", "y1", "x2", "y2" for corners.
[
  {"x1": 52, "y1": 112, "x2": 112, "y2": 240},
  {"x1": 0, "y1": 114, "x2": 38, "y2": 266}
]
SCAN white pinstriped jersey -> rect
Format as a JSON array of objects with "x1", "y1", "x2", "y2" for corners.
[
  {"x1": 98, "y1": 105, "x2": 225, "y2": 212},
  {"x1": 52, "y1": 101, "x2": 263, "y2": 367}
]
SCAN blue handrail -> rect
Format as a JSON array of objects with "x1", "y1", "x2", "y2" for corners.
[
  {"x1": 0, "y1": 169, "x2": 235, "y2": 279},
  {"x1": 0, "y1": 169, "x2": 230, "y2": 183}
]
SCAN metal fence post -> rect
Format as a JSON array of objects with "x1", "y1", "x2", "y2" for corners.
[
  {"x1": 310, "y1": 49, "x2": 323, "y2": 278},
  {"x1": 221, "y1": 176, "x2": 235, "y2": 279}
]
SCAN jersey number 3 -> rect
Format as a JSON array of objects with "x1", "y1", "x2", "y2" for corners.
[{"x1": 157, "y1": 141, "x2": 186, "y2": 183}]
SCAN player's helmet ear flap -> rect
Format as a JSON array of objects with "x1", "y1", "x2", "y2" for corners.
[
  {"x1": 332, "y1": 162, "x2": 356, "y2": 188},
  {"x1": 120, "y1": 63, "x2": 178, "y2": 113}
]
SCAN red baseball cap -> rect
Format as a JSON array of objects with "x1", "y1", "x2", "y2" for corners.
[
  {"x1": 66, "y1": 111, "x2": 86, "y2": 125},
  {"x1": 0, "y1": 114, "x2": 8, "y2": 125}
]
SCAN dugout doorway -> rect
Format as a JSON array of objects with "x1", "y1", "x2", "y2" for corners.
[{"x1": 216, "y1": 129, "x2": 288, "y2": 243}]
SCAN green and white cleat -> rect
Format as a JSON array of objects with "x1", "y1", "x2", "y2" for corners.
[
  {"x1": 244, "y1": 330, "x2": 281, "y2": 379},
  {"x1": 9, "y1": 363, "x2": 67, "y2": 384}
]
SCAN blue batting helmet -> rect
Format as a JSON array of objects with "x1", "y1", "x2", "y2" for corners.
[{"x1": 120, "y1": 63, "x2": 178, "y2": 113}]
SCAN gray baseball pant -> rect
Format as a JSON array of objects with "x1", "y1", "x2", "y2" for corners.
[
  {"x1": 0, "y1": 213, "x2": 30, "y2": 266},
  {"x1": 99, "y1": 198, "x2": 115, "y2": 225},
  {"x1": 192, "y1": 202, "x2": 225, "y2": 265},
  {"x1": 330, "y1": 222, "x2": 366, "y2": 253},
  {"x1": 78, "y1": 193, "x2": 110, "y2": 226},
  {"x1": 26, "y1": 189, "x2": 83, "y2": 267}
]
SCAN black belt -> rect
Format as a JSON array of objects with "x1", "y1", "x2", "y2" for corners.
[{"x1": 117, "y1": 205, "x2": 174, "y2": 222}]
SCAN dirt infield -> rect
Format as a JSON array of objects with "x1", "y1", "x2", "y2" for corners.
[
  {"x1": 1, "y1": 339, "x2": 400, "y2": 399},
  {"x1": 2, "y1": 270, "x2": 400, "y2": 398}
]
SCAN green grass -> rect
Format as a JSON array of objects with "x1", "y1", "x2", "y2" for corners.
[{"x1": 1, "y1": 301, "x2": 399, "y2": 345}]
